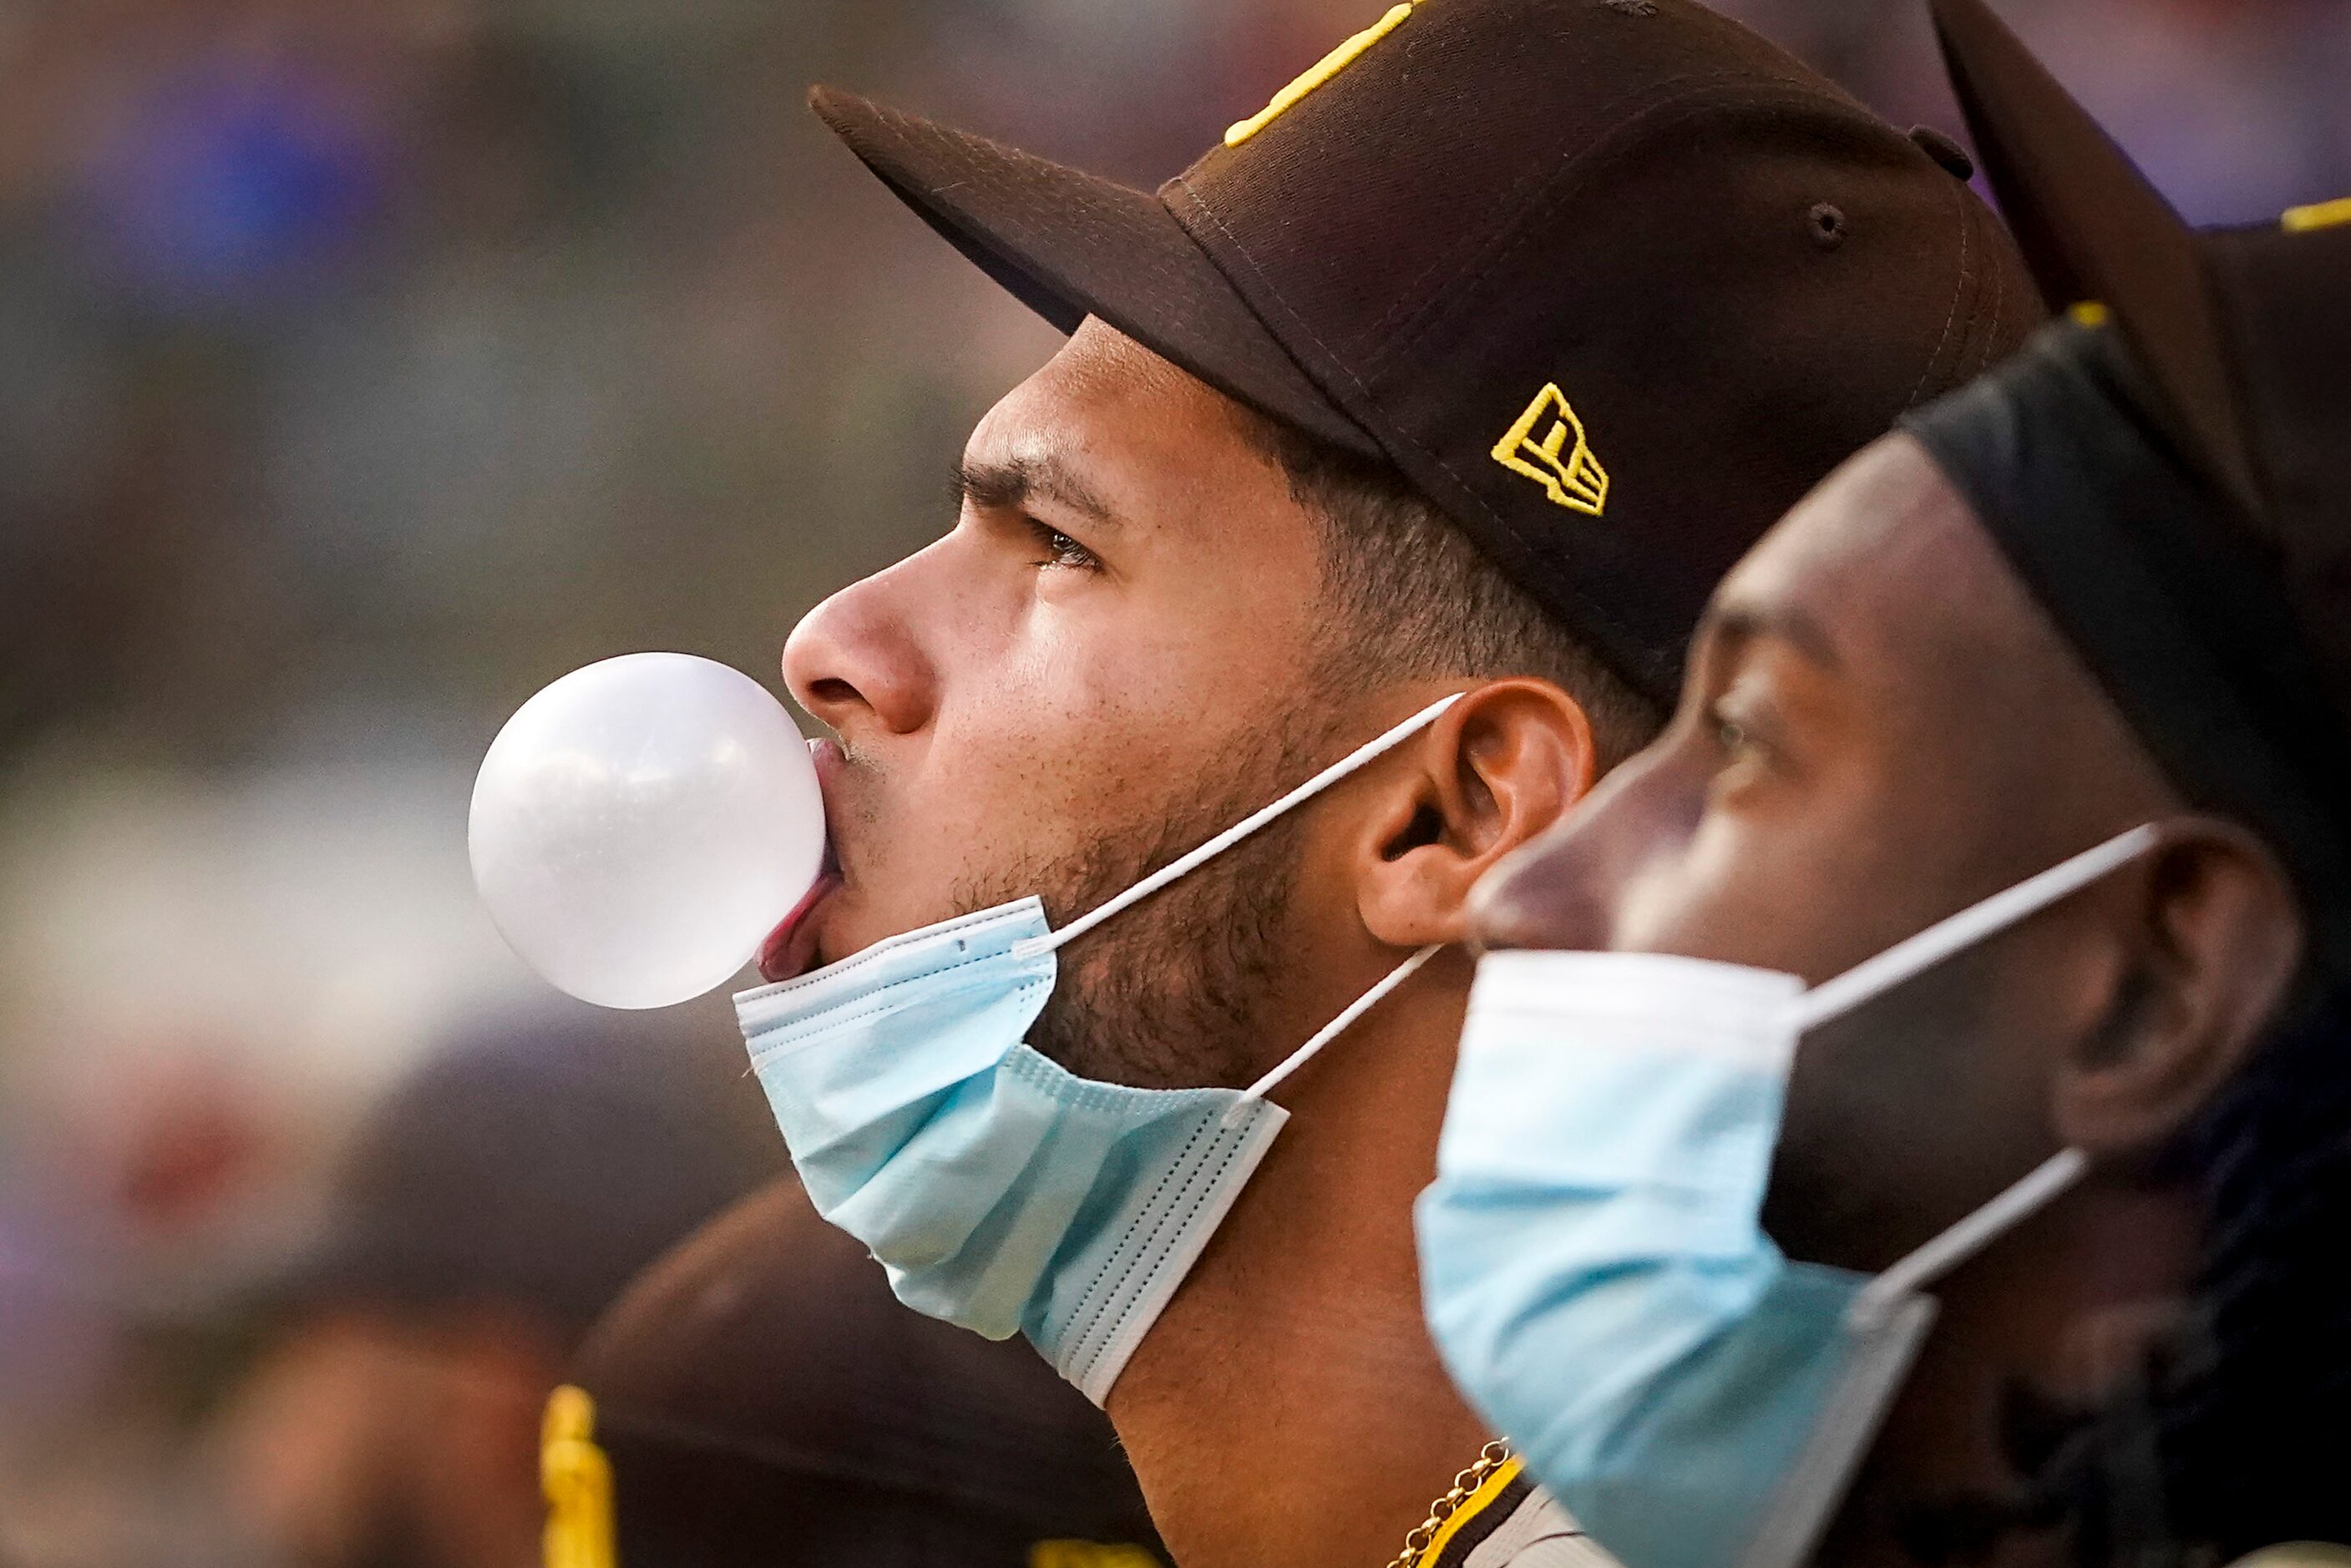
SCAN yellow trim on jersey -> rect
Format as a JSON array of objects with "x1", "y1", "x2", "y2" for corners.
[
  {"x1": 1420, "y1": 1454, "x2": 1528, "y2": 1565},
  {"x1": 1029, "y1": 1544, "x2": 1163, "y2": 1568}
]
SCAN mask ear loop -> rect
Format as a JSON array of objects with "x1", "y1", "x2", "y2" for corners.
[
  {"x1": 1786, "y1": 823, "x2": 2165, "y2": 1036},
  {"x1": 1227, "y1": 943, "x2": 1443, "y2": 1120},
  {"x1": 1778, "y1": 826, "x2": 2163, "y2": 1331},
  {"x1": 1848, "y1": 1148, "x2": 2089, "y2": 1330},
  {"x1": 1010, "y1": 693, "x2": 1464, "y2": 962}
]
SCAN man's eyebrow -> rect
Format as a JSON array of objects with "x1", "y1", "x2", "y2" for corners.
[
  {"x1": 1700, "y1": 599, "x2": 1842, "y2": 670},
  {"x1": 953, "y1": 455, "x2": 1117, "y2": 526}
]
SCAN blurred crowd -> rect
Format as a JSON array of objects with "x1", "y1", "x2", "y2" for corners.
[{"x1": 2, "y1": 1, "x2": 2347, "y2": 1565}]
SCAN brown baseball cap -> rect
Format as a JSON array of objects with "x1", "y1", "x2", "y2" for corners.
[
  {"x1": 1930, "y1": 0, "x2": 2351, "y2": 540},
  {"x1": 813, "y1": 0, "x2": 2043, "y2": 701},
  {"x1": 557, "y1": 1179, "x2": 1164, "y2": 1568},
  {"x1": 1908, "y1": 0, "x2": 2351, "y2": 945}
]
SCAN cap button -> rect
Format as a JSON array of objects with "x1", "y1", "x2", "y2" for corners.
[{"x1": 1908, "y1": 126, "x2": 1976, "y2": 181}]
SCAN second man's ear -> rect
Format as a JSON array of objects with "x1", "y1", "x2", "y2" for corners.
[
  {"x1": 1355, "y1": 680, "x2": 1599, "y2": 948},
  {"x1": 2052, "y1": 818, "x2": 2306, "y2": 1157}
]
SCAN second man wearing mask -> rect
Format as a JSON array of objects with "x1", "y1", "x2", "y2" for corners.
[{"x1": 1434, "y1": 3, "x2": 2351, "y2": 1564}]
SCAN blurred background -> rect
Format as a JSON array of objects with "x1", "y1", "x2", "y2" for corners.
[{"x1": 0, "y1": 1, "x2": 2345, "y2": 1564}]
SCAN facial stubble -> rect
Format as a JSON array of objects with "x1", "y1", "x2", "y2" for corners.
[{"x1": 945, "y1": 714, "x2": 1330, "y2": 1092}]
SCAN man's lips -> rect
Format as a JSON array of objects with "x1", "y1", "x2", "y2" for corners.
[
  {"x1": 756, "y1": 869, "x2": 841, "y2": 983},
  {"x1": 757, "y1": 737, "x2": 847, "y2": 984}
]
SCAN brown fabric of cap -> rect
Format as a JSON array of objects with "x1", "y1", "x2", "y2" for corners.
[
  {"x1": 274, "y1": 1009, "x2": 779, "y2": 1337},
  {"x1": 812, "y1": 0, "x2": 2043, "y2": 703},
  {"x1": 1928, "y1": 0, "x2": 2262, "y2": 517},
  {"x1": 570, "y1": 1178, "x2": 1163, "y2": 1568},
  {"x1": 1930, "y1": 0, "x2": 2351, "y2": 634},
  {"x1": 1923, "y1": 0, "x2": 2351, "y2": 950}
]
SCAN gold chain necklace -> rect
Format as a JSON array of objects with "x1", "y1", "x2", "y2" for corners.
[{"x1": 1386, "y1": 1439, "x2": 1515, "y2": 1568}]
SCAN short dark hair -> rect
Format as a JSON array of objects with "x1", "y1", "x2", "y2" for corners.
[{"x1": 1240, "y1": 412, "x2": 1666, "y2": 771}]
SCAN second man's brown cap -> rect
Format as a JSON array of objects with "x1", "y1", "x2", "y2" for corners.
[
  {"x1": 1916, "y1": 0, "x2": 2351, "y2": 946},
  {"x1": 813, "y1": 0, "x2": 2043, "y2": 702}
]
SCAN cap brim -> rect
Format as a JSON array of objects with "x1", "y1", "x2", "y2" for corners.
[
  {"x1": 809, "y1": 87, "x2": 1381, "y2": 460},
  {"x1": 1929, "y1": 0, "x2": 2262, "y2": 514}
]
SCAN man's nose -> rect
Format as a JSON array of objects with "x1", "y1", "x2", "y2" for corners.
[
  {"x1": 1467, "y1": 747, "x2": 1693, "y2": 952},
  {"x1": 1465, "y1": 746, "x2": 1666, "y2": 951},
  {"x1": 781, "y1": 568, "x2": 938, "y2": 739},
  {"x1": 1466, "y1": 817, "x2": 1598, "y2": 953}
]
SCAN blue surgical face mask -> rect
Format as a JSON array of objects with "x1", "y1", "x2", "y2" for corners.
[
  {"x1": 1417, "y1": 824, "x2": 2164, "y2": 1568},
  {"x1": 737, "y1": 695, "x2": 1457, "y2": 1405}
]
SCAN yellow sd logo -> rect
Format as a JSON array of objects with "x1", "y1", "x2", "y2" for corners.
[{"x1": 1492, "y1": 384, "x2": 1610, "y2": 517}]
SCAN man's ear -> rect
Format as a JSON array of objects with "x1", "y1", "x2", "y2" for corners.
[
  {"x1": 2055, "y1": 818, "x2": 2306, "y2": 1156},
  {"x1": 1355, "y1": 680, "x2": 1597, "y2": 947}
]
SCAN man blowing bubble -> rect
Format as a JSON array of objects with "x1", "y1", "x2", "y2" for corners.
[
  {"x1": 1427, "y1": 3, "x2": 2351, "y2": 1566},
  {"x1": 729, "y1": 2, "x2": 2037, "y2": 1565}
]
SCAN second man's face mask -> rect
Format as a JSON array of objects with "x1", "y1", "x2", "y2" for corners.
[
  {"x1": 736, "y1": 695, "x2": 1458, "y2": 1405},
  {"x1": 1417, "y1": 823, "x2": 2164, "y2": 1568}
]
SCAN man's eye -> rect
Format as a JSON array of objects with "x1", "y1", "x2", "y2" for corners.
[
  {"x1": 1708, "y1": 702, "x2": 1766, "y2": 761},
  {"x1": 1029, "y1": 521, "x2": 1099, "y2": 571}
]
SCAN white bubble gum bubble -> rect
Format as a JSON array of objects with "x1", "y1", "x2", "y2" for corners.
[{"x1": 469, "y1": 653, "x2": 825, "y2": 1009}]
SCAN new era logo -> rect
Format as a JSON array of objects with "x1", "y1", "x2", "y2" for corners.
[{"x1": 1492, "y1": 385, "x2": 1609, "y2": 516}]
